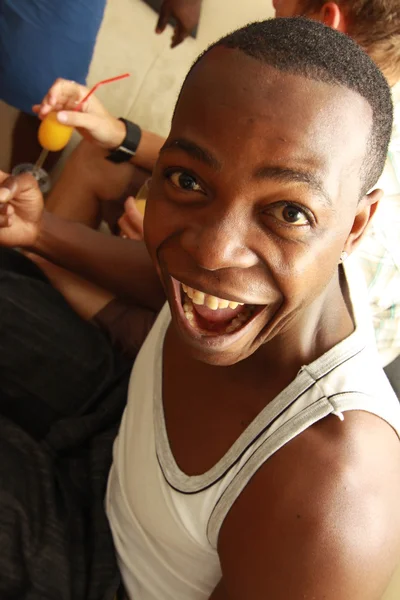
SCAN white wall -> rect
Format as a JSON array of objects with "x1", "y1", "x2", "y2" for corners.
[
  {"x1": 198, "y1": 0, "x2": 274, "y2": 47},
  {"x1": 86, "y1": 0, "x2": 275, "y2": 137}
]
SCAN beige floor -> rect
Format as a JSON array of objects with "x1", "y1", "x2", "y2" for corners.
[
  {"x1": 0, "y1": 0, "x2": 275, "y2": 173},
  {"x1": 0, "y1": 1, "x2": 399, "y2": 596}
]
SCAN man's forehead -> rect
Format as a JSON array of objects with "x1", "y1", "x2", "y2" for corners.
[
  {"x1": 180, "y1": 48, "x2": 372, "y2": 121},
  {"x1": 175, "y1": 50, "x2": 373, "y2": 158},
  {"x1": 170, "y1": 50, "x2": 373, "y2": 201}
]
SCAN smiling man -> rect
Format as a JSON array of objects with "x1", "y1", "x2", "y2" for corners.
[
  {"x1": 35, "y1": 0, "x2": 400, "y2": 384},
  {"x1": 0, "y1": 17, "x2": 400, "y2": 600}
]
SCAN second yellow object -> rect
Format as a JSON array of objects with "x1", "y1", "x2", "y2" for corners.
[
  {"x1": 38, "y1": 112, "x2": 74, "y2": 152},
  {"x1": 135, "y1": 199, "x2": 147, "y2": 216},
  {"x1": 135, "y1": 179, "x2": 150, "y2": 216}
]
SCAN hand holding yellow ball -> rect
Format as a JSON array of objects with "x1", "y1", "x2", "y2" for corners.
[{"x1": 37, "y1": 112, "x2": 74, "y2": 152}]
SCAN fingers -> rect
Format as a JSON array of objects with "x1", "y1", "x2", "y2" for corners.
[
  {"x1": 118, "y1": 215, "x2": 143, "y2": 240},
  {"x1": 0, "y1": 174, "x2": 40, "y2": 214},
  {"x1": 0, "y1": 174, "x2": 38, "y2": 199},
  {"x1": 0, "y1": 201, "x2": 14, "y2": 227},
  {"x1": 118, "y1": 197, "x2": 144, "y2": 240},
  {"x1": 0, "y1": 170, "x2": 11, "y2": 185},
  {"x1": 156, "y1": 3, "x2": 171, "y2": 33},
  {"x1": 0, "y1": 172, "x2": 13, "y2": 218},
  {"x1": 125, "y1": 195, "x2": 147, "y2": 223},
  {"x1": 124, "y1": 195, "x2": 138, "y2": 214},
  {"x1": 171, "y1": 22, "x2": 187, "y2": 48},
  {"x1": 34, "y1": 78, "x2": 89, "y2": 119},
  {"x1": 55, "y1": 110, "x2": 101, "y2": 132},
  {"x1": 23, "y1": 251, "x2": 51, "y2": 272}
]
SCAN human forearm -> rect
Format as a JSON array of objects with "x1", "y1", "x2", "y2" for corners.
[
  {"x1": 94, "y1": 119, "x2": 165, "y2": 173},
  {"x1": 33, "y1": 211, "x2": 165, "y2": 312},
  {"x1": 105, "y1": 119, "x2": 165, "y2": 173},
  {"x1": 34, "y1": 78, "x2": 165, "y2": 173},
  {"x1": 131, "y1": 128, "x2": 165, "y2": 172}
]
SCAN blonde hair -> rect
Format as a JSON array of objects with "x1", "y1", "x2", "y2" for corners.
[{"x1": 302, "y1": 1, "x2": 400, "y2": 85}]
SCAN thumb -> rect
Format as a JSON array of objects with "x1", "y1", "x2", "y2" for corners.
[
  {"x1": 0, "y1": 173, "x2": 39, "y2": 202},
  {"x1": 56, "y1": 110, "x2": 102, "y2": 133},
  {"x1": 124, "y1": 196, "x2": 144, "y2": 222},
  {"x1": 156, "y1": 5, "x2": 170, "y2": 33},
  {"x1": 124, "y1": 195, "x2": 137, "y2": 213},
  {"x1": 171, "y1": 22, "x2": 187, "y2": 48}
]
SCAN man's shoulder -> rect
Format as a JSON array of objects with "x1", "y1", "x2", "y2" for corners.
[
  {"x1": 231, "y1": 409, "x2": 400, "y2": 530},
  {"x1": 216, "y1": 411, "x2": 400, "y2": 599}
]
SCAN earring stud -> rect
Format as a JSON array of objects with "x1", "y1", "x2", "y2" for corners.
[{"x1": 340, "y1": 251, "x2": 348, "y2": 263}]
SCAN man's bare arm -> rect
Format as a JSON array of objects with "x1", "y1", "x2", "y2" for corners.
[
  {"x1": 35, "y1": 211, "x2": 165, "y2": 312},
  {"x1": 0, "y1": 172, "x2": 164, "y2": 312},
  {"x1": 210, "y1": 412, "x2": 400, "y2": 600},
  {"x1": 34, "y1": 78, "x2": 166, "y2": 172},
  {"x1": 131, "y1": 128, "x2": 165, "y2": 173}
]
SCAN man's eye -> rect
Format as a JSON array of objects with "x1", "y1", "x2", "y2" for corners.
[
  {"x1": 169, "y1": 171, "x2": 203, "y2": 192},
  {"x1": 266, "y1": 203, "x2": 310, "y2": 226}
]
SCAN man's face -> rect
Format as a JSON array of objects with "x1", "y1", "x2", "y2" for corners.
[{"x1": 144, "y1": 48, "x2": 372, "y2": 366}]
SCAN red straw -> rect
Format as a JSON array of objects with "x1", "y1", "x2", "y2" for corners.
[{"x1": 74, "y1": 73, "x2": 130, "y2": 111}]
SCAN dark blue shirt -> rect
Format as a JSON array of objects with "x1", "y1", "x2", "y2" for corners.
[{"x1": 0, "y1": 0, "x2": 106, "y2": 112}]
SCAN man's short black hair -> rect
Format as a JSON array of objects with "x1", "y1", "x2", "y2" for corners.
[{"x1": 186, "y1": 18, "x2": 393, "y2": 196}]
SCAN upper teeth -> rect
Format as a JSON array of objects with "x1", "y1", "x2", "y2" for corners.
[{"x1": 182, "y1": 284, "x2": 244, "y2": 311}]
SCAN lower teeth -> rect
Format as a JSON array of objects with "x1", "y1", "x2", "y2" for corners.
[{"x1": 183, "y1": 293, "x2": 253, "y2": 334}]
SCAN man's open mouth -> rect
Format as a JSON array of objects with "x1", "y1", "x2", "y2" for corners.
[{"x1": 175, "y1": 280, "x2": 262, "y2": 337}]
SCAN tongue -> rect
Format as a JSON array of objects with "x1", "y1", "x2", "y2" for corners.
[{"x1": 192, "y1": 302, "x2": 245, "y2": 324}]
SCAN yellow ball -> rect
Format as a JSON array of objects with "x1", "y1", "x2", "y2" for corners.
[{"x1": 38, "y1": 112, "x2": 74, "y2": 152}]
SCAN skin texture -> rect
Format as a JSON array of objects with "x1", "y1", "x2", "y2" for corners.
[
  {"x1": 149, "y1": 49, "x2": 399, "y2": 598},
  {"x1": 0, "y1": 179, "x2": 164, "y2": 312},
  {"x1": 32, "y1": 78, "x2": 163, "y2": 228},
  {"x1": 273, "y1": 0, "x2": 303, "y2": 15},
  {"x1": 24, "y1": 252, "x2": 115, "y2": 320},
  {"x1": 273, "y1": 1, "x2": 348, "y2": 34},
  {"x1": 0, "y1": 48, "x2": 399, "y2": 599},
  {"x1": 146, "y1": 48, "x2": 378, "y2": 367},
  {"x1": 28, "y1": 0, "x2": 393, "y2": 232},
  {"x1": 26, "y1": 2, "x2": 398, "y2": 231}
]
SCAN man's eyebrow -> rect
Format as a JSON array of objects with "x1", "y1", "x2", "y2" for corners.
[
  {"x1": 255, "y1": 166, "x2": 332, "y2": 207},
  {"x1": 160, "y1": 138, "x2": 221, "y2": 170}
]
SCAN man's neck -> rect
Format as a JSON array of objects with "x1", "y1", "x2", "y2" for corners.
[{"x1": 251, "y1": 269, "x2": 354, "y2": 376}]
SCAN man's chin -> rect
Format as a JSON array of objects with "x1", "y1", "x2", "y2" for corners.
[{"x1": 173, "y1": 322, "x2": 259, "y2": 367}]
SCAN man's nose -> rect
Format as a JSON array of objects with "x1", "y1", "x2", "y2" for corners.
[{"x1": 180, "y1": 211, "x2": 258, "y2": 272}]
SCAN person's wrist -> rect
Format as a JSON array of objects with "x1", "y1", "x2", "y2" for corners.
[
  {"x1": 106, "y1": 118, "x2": 127, "y2": 150},
  {"x1": 30, "y1": 210, "x2": 50, "y2": 253}
]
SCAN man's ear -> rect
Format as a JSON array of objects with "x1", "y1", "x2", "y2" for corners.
[
  {"x1": 344, "y1": 188, "x2": 383, "y2": 255},
  {"x1": 315, "y1": 2, "x2": 347, "y2": 32}
]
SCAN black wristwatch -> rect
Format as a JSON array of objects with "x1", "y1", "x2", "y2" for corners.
[{"x1": 106, "y1": 118, "x2": 142, "y2": 164}]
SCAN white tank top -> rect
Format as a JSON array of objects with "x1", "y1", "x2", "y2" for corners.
[{"x1": 106, "y1": 264, "x2": 400, "y2": 600}]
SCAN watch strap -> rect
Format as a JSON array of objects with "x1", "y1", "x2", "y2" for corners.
[{"x1": 106, "y1": 118, "x2": 142, "y2": 164}]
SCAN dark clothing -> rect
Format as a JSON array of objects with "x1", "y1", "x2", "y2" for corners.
[
  {"x1": 0, "y1": 246, "x2": 397, "y2": 599},
  {"x1": 0, "y1": 248, "x2": 131, "y2": 599},
  {"x1": 94, "y1": 298, "x2": 156, "y2": 360},
  {"x1": 385, "y1": 356, "x2": 400, "y2": 400},
  {"x1": 0, "y1": 0, "x2": 106, "y2": 113}
]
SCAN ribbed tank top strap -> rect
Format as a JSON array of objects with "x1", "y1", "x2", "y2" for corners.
[
  {"x1": 206, "y1": 394, "x2": 336, "y2": 548},
  {"x1": 207, "y1": 388, "x2": 400, "y2": 549}
]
